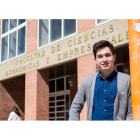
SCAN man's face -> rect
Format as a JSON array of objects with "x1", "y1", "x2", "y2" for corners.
[{"x1": 94, "y1": 47, "x2": 116, "y2": 71}]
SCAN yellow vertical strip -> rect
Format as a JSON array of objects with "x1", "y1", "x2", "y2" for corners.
[{"x1": 128, "y1": 19, "x2": 140, "y2": 120}]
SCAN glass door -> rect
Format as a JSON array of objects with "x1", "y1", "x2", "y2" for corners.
[{"x1": 49, "y1": 91, "x2": 70, "y2": 120}]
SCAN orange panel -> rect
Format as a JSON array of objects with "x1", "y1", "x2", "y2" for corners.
[{"x1": 128, "y1": 19, "x2": 140, "y2": 120}]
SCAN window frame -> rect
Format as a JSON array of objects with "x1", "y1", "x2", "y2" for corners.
[
  {"x1": 1, "y1": 19, "x2": 26, "y2": 64},
  {"x1": 49, "y1": 63, "x2": 71, "y2": 121},
  {"x1": 95, "y1": 19, "x2": 115, "y2": 27},
  {"x1": 37, "y1": 19, "x2": 77, "y2": 49},
  {"x1": 49, "y1": 92, "x2": 70, "y2": 120},
  {"x1": 49, "y1": 63, "x2": 71, "y2": 94}
]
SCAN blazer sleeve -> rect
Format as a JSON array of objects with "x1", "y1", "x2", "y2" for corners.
[
  {"x1": 69, "y1": 79, "x2": 86, "y2": 120},
  {"x1": 126, "y1": 78, "x2": 132, "y2": 120}
]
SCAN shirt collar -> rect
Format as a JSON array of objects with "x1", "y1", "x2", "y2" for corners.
[{"x1": 97, "y1": 70, "x2": 117, "y2": 81}]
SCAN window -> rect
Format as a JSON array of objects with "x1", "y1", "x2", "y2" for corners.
[
  {"x1": 39, "y1": 19, "x2": 49, "y2": 47},
  {"x1": 49, "y1": 60, "x2": 77, "y2": 121},
  {"x1": 49, "y1": 94, "x2": 70, "y2": 120},
  {"x1": 1, "y1": 19, "x2": 26, "y2": 62},
  {"x1": 39, "y1": 19, "x2": 76, "y2": 47},
  {"x1": 96, "y1": 19, "x2": 114, "y2": 26},
  {"x1": 49, "y1": 61, "x2": 77, "y2": 93},
  {"x1": 50, "y1": 19, "x2": 62, "y2": 42},
  {"x1": 115, "y1": 45, "x2": 130, "y2": 75},
  {"x1": 49, "y1": 64, "x2": 70, "y2": 93},
  {"x1": 2, "y1": 19, "x2": 8, "y2": 34},
  {"x1": 97, "y1": 19, "x2": 109, "y2": 24},
  {"x1": 64, "y1": 19, "x2": 76, "y2": 37},
  {"x1": 10, "y1": 19, "x2": 17, "y2": 30}
]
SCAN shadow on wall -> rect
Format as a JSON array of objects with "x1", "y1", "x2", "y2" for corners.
[{"x1": 0, "y1": 76, "x2": 25, "y2": 120}]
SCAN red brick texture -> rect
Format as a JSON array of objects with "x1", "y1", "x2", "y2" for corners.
[
  {"x1": 77, "y1": 19, "x2": 95, "y2": 33},
  {"x1": 37, "y1": 69, "x2": 49, "y2": 120},
  {"x1": 25, "y1": 69, "x2": 49, "y2": 120},
  {"x1": 77, "y1": 54, "x2": 98, "y2": 120},
  {"x1": 26, "y1": 19, "x2": 38, "y2": 53},
  {"x1": 0, "y1": 76, "x2": 25, "y2": 120},
  {"x1": 25, "y1": 70, "x2": 37, "y2": 120}
]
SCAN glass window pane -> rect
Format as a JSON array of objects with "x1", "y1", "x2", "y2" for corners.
[
  {"x1": 97, "y1": 19, "x2": 108, "y2": 24},
  {"x1": 57, "y1": 95, "x2": 64, "y2": 100},
  {"x1": 18, "y1": 19, "x2": 26, "y2": 25},
  {"x1": 66, "y1": 112, "x2": 69, "y2": 120},
  {"x1": 2, "y1": 19, "x2": 9, "y2": 34},
  {"x1": 49, "y1": 67, "x2": 55, "y2": 79},
  {"x1": 49, "y1": 102, "x2": 55, "y2": 106},
  {"x1": 49, "y1": 108, "x2": 55, "y2": 112},
  {"x1": 49, "y1": 97, "x2": 55, "y2": 101},
  {"x1": 115, "y1": 45, "x2": 129, "y2": 64},
  {"x1": 1, "y1": 36, "x2": 8, "y2": 62},
  {"x1": 66, "y1": 95, "x2": 70, "y2": 110},
  {"x1": 66, "y1": 77, "x2": 70, "y2": 90},
  {"x1": 56, "y1": 78, "x2": 64, "y2": 91},
  {"x1": 56, "y1": 118, "x2": 64, "y2": 120},
  {"x1": 57, "y1": 101, "x2": 64, "y2": 106},
  {"x1": 18, "y1": 26, "x2": 25, "y2": 55},
  {"x1": 123, "y1": 62, "x2": 130, "y2": 75},
  {"x1": 9, "y1": 31, "x2": 17, "y2": 59},
  {"x1": 64, "y1": 19, "x2": 76, "y2": 37},
  {"x1": 66, "y1": 61, "x2": 77, "y2": 75},
  {"x1": 49, "y1": 119, "x2": 55, "y2": 121},
  {"x1": 49, "y1": 113, "x2": 55, "y2": 117},
  {"x1": 39, "y1": 19, "x2": 49, "y2": 47},
  {"x1": 50, "y1": 19, "x2": 62, "y2": 42},
  {"x1": 49, "y1": 80, "x2": 55, "y2": 93},
  {"x1": 57, "y1": 106, "x2": 64, "y2": 111},
  {"x1": 117, "y1": 65, "x2": 123, "y2": 72},
  {"x1": 10, "y1": 19, "x2": 17, "y2": 30},
  {"x1": 56, "y1": 64, "x2": 64, "y2": 78},
  {"x1": 57, "y1": 112, "x2": 64, "y2": 117}
]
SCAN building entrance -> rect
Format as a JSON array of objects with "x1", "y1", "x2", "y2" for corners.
[
  {"x1": 115, "y1": 45, "x2": 130, "y2": 75},
  {"x1": 49, "y1": 60, "x2": 77, "y2": 121},
  {"x1": 49, "y1": 91, "x2": 70, "y2": 120}
]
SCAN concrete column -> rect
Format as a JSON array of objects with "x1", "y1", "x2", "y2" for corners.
[{"x1": 128, "y1": 19, "x2": 140, "y2": 120}]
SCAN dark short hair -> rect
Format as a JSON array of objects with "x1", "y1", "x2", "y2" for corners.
[
  {"x1": 12, "y1": 106, "x2": 21, "y2": 117},
  {"x1": 93, "y1": 40, "x2": 115, "y2": 58}
]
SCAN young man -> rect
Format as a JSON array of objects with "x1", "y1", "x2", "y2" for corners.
[{"x1": 69, "y1": 40, "x2": 132, "y2": 120}]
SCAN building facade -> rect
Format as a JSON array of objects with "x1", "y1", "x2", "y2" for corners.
[{"x1": 0, "y1": 19, "x2": 130, "y2": 120}]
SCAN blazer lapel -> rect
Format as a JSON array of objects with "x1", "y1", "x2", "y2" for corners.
[
  {"x1": 89, "y1": 73, "x2": 98, "y2": 120},
  {"x1": 90, "y1": 73, "x2": 97, "y2": 106},
  {"x1": 114, "y1": 72, "x2": 121, "y2": 120}
]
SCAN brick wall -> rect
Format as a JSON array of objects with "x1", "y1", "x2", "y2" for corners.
[
  {"x1": 77, "y1": 19, "x2": 95, "y2": 33},
  {"x1": 26, "y1": 19, "x2": 38, "y2": 53},
  {"x1": 37, "y1": 69, "x2": 49, "y2": 120},
  {"x1": 25, "y1": 69, "x2": 49, "y2": 120},
  {"x1": 0, "y1": 76, "x2": 25, "y2": 120},
  {"x1": 25, "y1": 70, "x2": 37, "y2": 120}
]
